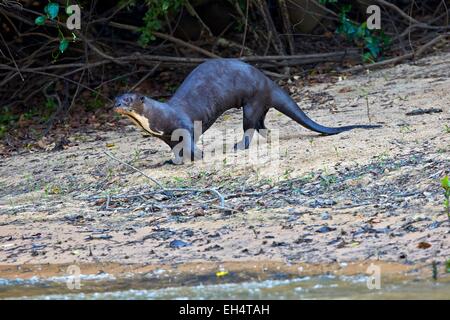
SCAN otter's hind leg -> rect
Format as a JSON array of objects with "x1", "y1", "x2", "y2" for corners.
[{"x1": 234, "y1": 104, "x2": 267, "y2": 150}]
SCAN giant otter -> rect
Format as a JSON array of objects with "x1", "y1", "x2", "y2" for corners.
[{"x1": 114, "y1": 59, "x2": 380, "y2": 164}]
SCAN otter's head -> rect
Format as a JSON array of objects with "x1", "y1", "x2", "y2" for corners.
[{"x1": 114, "y1": 93, "x2": 163, "y2": 136}]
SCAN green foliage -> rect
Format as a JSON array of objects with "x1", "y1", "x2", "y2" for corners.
[
  {"x1": 21, "y1": 98, "x2": 57, "y2": 122},
  {"x1": 0, "y1": 125, "x2": 6, "y2": 138},
  {"x1": 139, "y1": 0, "x2": 184, "y2": 46},
  {"x1": 44, "y1": 97, "x2": 57, "y2": 118},
  {"x1": 44, "y1": 2, "x2": 60, "y2": 20},
  {"x1": 0, "y1": 100, "x2": 54, "y2": 138},
  {"x1": 444, "y1": 124, "x2": 450, "y2": 134},
  {"x1": 335, "y1": 5, "x2": 391, "y2": 62},
  {"x1": 0, "y1": 107, "x2": 19, "y2": 138},
  {"x1": 59, "y1": 38, "x2": 69, "y2": 53},
  {"x1": 35, "y1": 16, "x2": 46, "y2": 25},
  {"x1": 446, "y1": 259, "x2": 450, "y2": 273},
  {"x1": 34, "y1": 1, "x2": 76, "y2": 55},
  {"x1": 86, "y1": 92, "x2": 105, "y2": 111},
  {"x1": 441, "y1": 176, "x2": 450, "y2": 220},
  {"x1": 320, "y1": 172, "x2": 337, "y2": 188}
]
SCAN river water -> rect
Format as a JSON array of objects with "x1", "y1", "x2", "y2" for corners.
[{"x1": 1, "y1": 273, "x2": 449, "y2": 299}]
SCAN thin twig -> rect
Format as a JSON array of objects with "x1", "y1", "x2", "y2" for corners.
[
  {"x1": 278, "y1": 0, "x2": 295, "y2": 54},
  {"x1": 108, "y1": 21, "x2": 220, "y2": 58},
  {"x1": 256, "y1": 0, "x2": 286, "y2": 55},
  {"x1": 102, "y1": 151, "x2": 226, "y2": 207},
  {"x1": 129, "y1": 63, "x2": 161, "y2": 92},
  {"x1": 103, "y1": 150, "x2": 165, "y2": 189},
  {"x1": 184, "y1": 0, "x2": 213, "y2": 37}
]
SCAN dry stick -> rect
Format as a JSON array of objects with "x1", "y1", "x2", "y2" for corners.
[
  {"x1": 239, "y1": 0, "x2": 250, "y2": 57},
  {"x1": 0, "y1": 50, "x2": 356, "y2": 96},
  {"x1": 0, "y1": 31, "x2": 23, "y2": 81},
  {"x1": 216, "y1": 37, "x2": 254, "y2": 55},
  {"x1": 262, "y1": 70, "x2": 289, "y2": 79},
  {"x1": 234, "y1": 0, "x2": 260, "y2": 48},
  {"x1": 414, "y1": 33, "x2": 448, "y2": 56},
  {"x1": 103, "y1": 150, "x2": 165, "y2": 189},
  {"x1": 106, "y1": 21, "x2": 357, "y2": 64},
  {"x1": 256, "y1": 0, "x2": 286, "y2": 55},
  {"x1": 345, "y1": 53, "x2": 413, "y2": 73},
  {"x1": 317, "y1": 0, "x2": 450, "y2": 35},
  {"x1": 443, "y1": 0, "x2": 449, "y2": 27},
  {"x1": 129, "y1": 63, "x2": 161, "y2": 92},
  {"x1": 0, "y1": 65, "x2": 106, "y2": 97},
  {"x1": 102, "y1": 151, "x2": 226, "y2": 208},
  {"x1": 108, "y1": 21, "x2": 219, "y2": 58},
  {"x1": 374, "y1": 0, "x2": 425, "y2": 26},
  {"x1": 163, "y1": 188, "x2": 225, "y2": 208},
  {"x1": 278, "y1": 0, "x2": 295, "y2": 55},
  {"x1": 241, "y1": 50, "x2": 358, "y2": 62},
  {"x1": 184, "y1": 0, "x2": 213, "y2": 37}
]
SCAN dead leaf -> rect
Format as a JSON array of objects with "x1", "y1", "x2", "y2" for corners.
[
  {"x1": 36, "y1": 139, "x2": 48, "y2": 150},
  {"x1": 417, "y1": 242, "x2": 431, "y2": 249},
  {"x1": 338, "y1": 87, "x2": 354, "y2": 93},
  {"x1": 95, "y1": 198, "x2": 106, "y2": 206}
]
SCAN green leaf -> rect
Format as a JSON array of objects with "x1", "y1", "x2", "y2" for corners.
[
  {"x1": 365, "y1": 37, "x2": 381, "y2": 58},
  {"x1": 162, "y1": 0, "x2": 170, "y2": 11},
  {"x1": 45, "y1": 3, "x2": 60, "y2": 20},
  {"x1": 363, "y1": 52, "x2": 374, "y2": 63},
  {"x1": 59, "y1": 39, "x2": 69, "y2": 53},
  {"x1": 35, "y1": 16, "x2": 46, "y2": 25},
  {"x1": 446, "y1": 260, "x2": 450, "y2": 273},
  {"x1": 342, "y1": 4, "x2": 352, "y2": 14},
  {"x1": 442, "y1": 176, "x2": 450, "y2": 189}
]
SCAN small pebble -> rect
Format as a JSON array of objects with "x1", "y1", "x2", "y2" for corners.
[
  {"x1": 169, "y1": 239, "x2": 190, "y2": 249},
  {"x1": 321, "y1": 212, "x2": 331, "y2": 220}
]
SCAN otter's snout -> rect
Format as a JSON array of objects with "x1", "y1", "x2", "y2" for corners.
[
  {"x1": 114, "y1": 93, "x2": 147, "y2": 115},
  {"x1": 114, "y1": 93, "x2": 137, "y2": 111}
]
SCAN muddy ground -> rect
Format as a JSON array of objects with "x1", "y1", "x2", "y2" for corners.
[{"x1": 0, "y1": 52, "x2": 449, "y2": 279}]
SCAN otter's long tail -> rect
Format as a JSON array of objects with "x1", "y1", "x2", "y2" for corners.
[{"x1": 271, "y1": 86, "x2": 381, "y2": 135}]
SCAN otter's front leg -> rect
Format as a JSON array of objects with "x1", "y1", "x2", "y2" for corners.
[
  {"x1": 171, "y1": 146, "x2": 203, "y2": 165},
  {"x1": 167, "y1": 130, "x2": 203, "y2": 165}
]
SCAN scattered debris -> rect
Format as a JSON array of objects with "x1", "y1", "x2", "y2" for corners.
[{"x1": 406, "y1": 108, "x2": 442, "y2": 116}]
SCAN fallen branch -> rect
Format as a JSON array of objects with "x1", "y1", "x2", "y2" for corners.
[
  {"x1": 256, "y1": 0, "x2": 286, "y2": 55},
  {"x1": 375, "y1": 0, "x2": 425, "y2": 26},
  {"x1": 102, "y1": 151, "x2": 226, "y2": 208},
  {"x1": 278, "y1": 0, "x2": 295, "y2": 54},
  {"x1": 405, "y1": 108, "x2": 443, "y2": 116},
  {"x1": 108, "y1": 21, "x2": 220, "y2": 58},
  {"x1": 184, "y1": 0, "x2": 213, "y2": 37},
  {"x1": 103, "y1": 150, "x2": 165, "y2": 189},
  {"x1": 241, "y1": 50, "x2": 359, "y2": 62}
]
